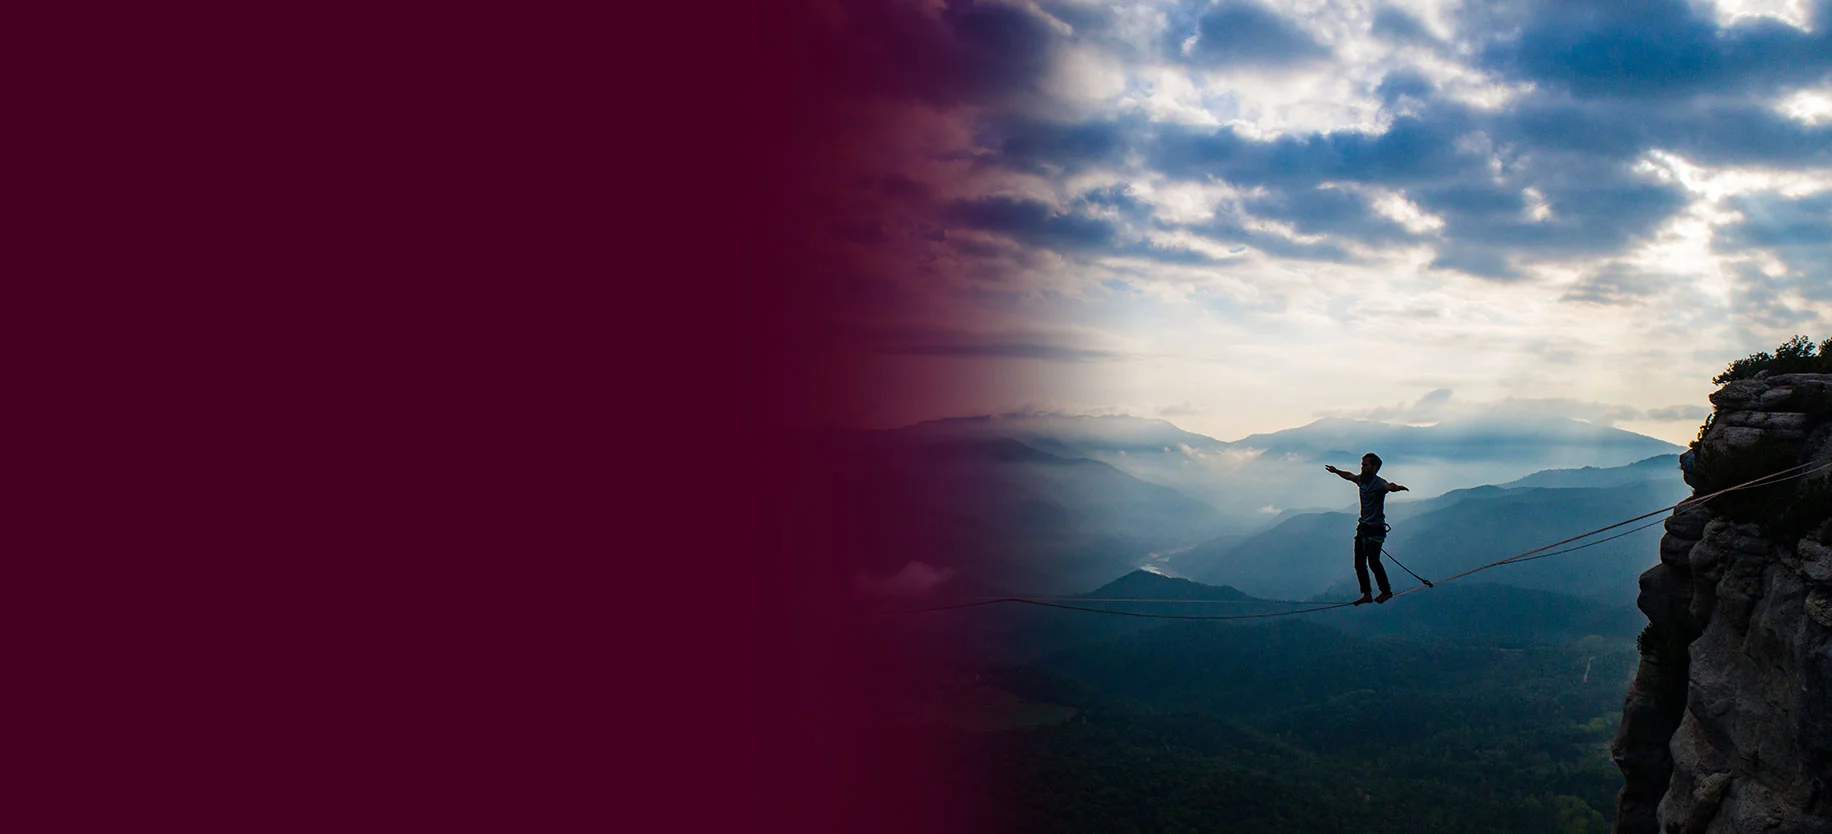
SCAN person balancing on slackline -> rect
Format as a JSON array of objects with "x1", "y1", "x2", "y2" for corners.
[{"x1": 1324, "y1": 453, "x2": 1409, "y2": 605}]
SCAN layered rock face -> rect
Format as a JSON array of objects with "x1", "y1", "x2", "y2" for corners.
[{"x1": 1613, "y1": 373, "x2": 1832, "y2": 834}]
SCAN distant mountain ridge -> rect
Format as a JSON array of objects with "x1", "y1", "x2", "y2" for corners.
[
  {"x1": 1498, "y1": 454, "x2": 1678, "y2": 489},
  {"x1": 903, "y1": 413, "x2": 1228, "y2": 455},
  {"x1": 904, "y1": 413, "x2": 1684, "y2": 532},
  {"x1": 822, "y1": 429, "x2": 1228, "y2": 594},
  {"x1": 837, "y1": 413, "x2": 1686, "y2": 597},
  {"x1": 909, "y1": 413, "x2": 1680, "y2": 465},
  {"x1": 1080, "y1": 570, "x2": 1252, "y2": 601},
  {"x1": 1235, "y1": 416, "x2": 1679, "y2": 465}
]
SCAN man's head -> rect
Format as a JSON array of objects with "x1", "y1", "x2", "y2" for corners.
[{"x1": 1361, "y1": 453, "x2": 1382, "y2": 475}]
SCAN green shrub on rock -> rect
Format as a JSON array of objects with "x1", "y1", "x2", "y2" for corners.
[{"x1": 1712, "y1": 335, "x2": 1832, "y2": 384}]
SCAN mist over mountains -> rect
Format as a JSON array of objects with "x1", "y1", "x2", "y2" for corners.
[
  {"x1": 836, "y1": 412, "x2": 1691, "y2": 834},
  {"x1": 1181, "y1": 477, "x2": 1687, "y2": 601},
  {"x1": 818, "y1": 427, "x2": 1228, "y2": 593},
  {"x1": 837, "y1": 412, "x2": 1684, "y2": 597}
]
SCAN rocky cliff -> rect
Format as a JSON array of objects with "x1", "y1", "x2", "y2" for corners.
[{"x1": 1613, "y1": 373, "x2": 1832, "y2": 834}]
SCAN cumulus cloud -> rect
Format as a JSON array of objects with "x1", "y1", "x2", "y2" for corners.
[
  {"x1": 929, "y1": 1, "x2": 1832, "y2": 284},
  {"x1": 823, "y1": 0, "x2": 1832, "y2": 289},
  {"x1": 1176, "y1": 1, "x2": 1331, "y2": 68},
  {"x1": 802, "y1": 0, "x2": 1832, "y2": 443},
  {"x1": 1321, "y1": 387, "x2": 1458, "y2": 422}
]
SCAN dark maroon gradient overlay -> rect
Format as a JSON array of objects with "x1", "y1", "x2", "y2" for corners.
[
  {"x1": 6, "y1": 1, "x2": 1024, "y2": 831},
  {"x1": 744, "y1": 2, "x2": 1019, "y2": 833}
]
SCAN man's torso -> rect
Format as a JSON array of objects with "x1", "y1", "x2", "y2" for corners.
[{"x1": 1357, "y1": 474, "x2": 1389, "y2": 527}]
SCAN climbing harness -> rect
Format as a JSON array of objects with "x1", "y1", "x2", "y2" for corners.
[{"x1": 1363, "y1": 521, "x2": 1434, "y2": 588}]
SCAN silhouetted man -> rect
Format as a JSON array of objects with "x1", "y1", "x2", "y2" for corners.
[{"x1": 1324, "y1": 453, "x2": 1408, "y2": 605}]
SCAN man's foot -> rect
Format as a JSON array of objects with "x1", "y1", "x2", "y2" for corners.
[
  {"x1": 1352, "y1": 593, "x2": 1374, "y2": 606},
  {"x1": 1374, "y1": 591, "x2": 1394, "y2": 604}
]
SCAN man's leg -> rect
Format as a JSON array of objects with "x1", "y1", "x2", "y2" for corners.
[
  {"x1": 1352, "y1": 532, "x2": 1373, "y2": 604},
  {"x1": 1366, "y1": 535, "x2": 1393, "y2": 602}
]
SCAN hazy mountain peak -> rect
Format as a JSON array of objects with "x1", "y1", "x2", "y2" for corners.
[
  {"x1": 1085, "y1": 570, "x2": 1252, "y2": 601},
  {"x1": 903, "y1": 412, "x2": 1230, "y2": 454},
  {"x1": 1497, "y1": 454, "x2": 1681, "y2": 489},
  {"x1": 1232, "y1": 413, "x2": 1678, "y2": 461}
]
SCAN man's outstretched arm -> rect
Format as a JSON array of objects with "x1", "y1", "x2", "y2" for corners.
[
  {"x1": 1323, "y1": 465, "x2": 1359, "y2": 482},
  {"x1": 1385, "y1": 481, "x2": 1409, "y2": 492}
]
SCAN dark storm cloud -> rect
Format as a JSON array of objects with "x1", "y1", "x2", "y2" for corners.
[
  {"x1": 1671, "y1": 106, "x2": 1832, "y2": 166},
  {"x1": 1178, "y1": 0, "x2": 1331, "y2": 67},
  {"x1": 1370, "y1": 7, "x2": 1438, "y2": 47},
  {"x1": 1470, "y1": 0, "x2": 1832, "y2": 101},
  {"x1": 983, "y1": 100, "x2": 1707, "y2": 275},
  {"x1": 1413, "y1": 167, "x2": 1686, "y2": 252},
  {"x1": 944, "y1": 196, "x2": 1120, "y2": 252},
  {"x1": 984, "y1": 117, "x2": 1139, "y2": 173},
  {"x1": 1375, "y1": 70, "x2": 1435, "y2": 106},
  {"x1": 1722, "y1": 191, "x2": 1832, "y2": 248},
  {"x1": 1151, "y1": 116, "x2": 1469, "y2": 185},
  {"x1": 1718, "y1": 192, "x2": 1832, "y2": 303},
  {"x1": 1242, "y1": 186, "x2": 1414, "y2": 242},
  {"x1": 1151, "y1": 107, "x2": 1691, "y2": 267},
  {"x1": 974, "y1": 98, "x2": 1701, "y2": 275},
  {"x1": 828, "y1": 0, "x2": 1064, "y2": 106},
  {"x1": 1504, "y1": 98, "x2": 1832, "y2": 167}
]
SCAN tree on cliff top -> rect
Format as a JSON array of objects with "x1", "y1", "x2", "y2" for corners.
[{"x1": 1712, "y1": 335, "x2": 1832, "y2": 384}]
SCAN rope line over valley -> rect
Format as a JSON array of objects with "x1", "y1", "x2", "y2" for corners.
[{"x1": 873, "y1": 458, "x2": 1832, "y2": 619}]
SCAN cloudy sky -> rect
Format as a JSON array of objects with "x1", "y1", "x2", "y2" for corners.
[{"x1": 816, "y1": 0, "x2": 1832, "y2": 445}]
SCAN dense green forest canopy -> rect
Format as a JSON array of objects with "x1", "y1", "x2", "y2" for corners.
[{"x1": 880, "y1": 601, "x2": 1635, "y2": 833}]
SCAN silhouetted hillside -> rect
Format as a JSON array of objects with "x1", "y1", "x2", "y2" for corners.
[
  {"x1": 955, "y1": 618, "x2": 1634, "y2": 833},
  {"x1": 1080, "y1": 570, "x2": 1253, "y2": 601},
  {"x1": 1183, "y1": 512, "x2": 1352, "y2": 599}
]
